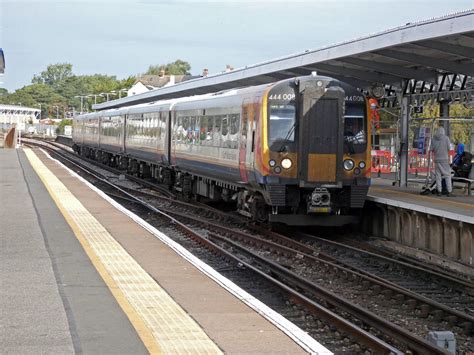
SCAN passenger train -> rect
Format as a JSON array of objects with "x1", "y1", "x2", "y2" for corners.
[{"x1": 73, "y1": 75, "x2": 371, "y2": 226}]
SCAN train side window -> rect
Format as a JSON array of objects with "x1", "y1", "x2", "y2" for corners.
[
  {"x1": 191, "y1": 116, "x2": 198, "y2": 144},
  {"x1": 221, "y1": 115, "x2": 229, "y2": 148},
  {"x1": 152, "y1": 113, "x2": 158, "y2": 138},
  {"x1": 158, "y1": 113, "x2": 162, "y2": 138},
  {"x1": 144, "y1": 114, "x2": 150, "y2": 141},
  {"x1": 172, "y1": 116, "x2": 176, "y2": 142},
  {"x1": 160, "y1": 112, "x2": 166, "y2": 140},
  {"x1": 176, "y1": 116, "x2": 183, "y2": 142},
  {"x1": 214, "y1": 116, "x2": 222, "y2": 147},
  {"x1": 230, "y1": 114, "x2": 239, "y2": 149},
  {"x1": 200, "y1": 116, "x2": 208, "y2": 144},
  {"x1": 182, "y1": 116, "x2": 190, "y2": 144},
  {"x1": 206, "y1": 116, "x2": 214, "y2": 145}
]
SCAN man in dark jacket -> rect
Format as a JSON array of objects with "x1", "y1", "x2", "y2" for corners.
[{"x1": 453, "y1": 152, "x2": 472, "y2": 178}]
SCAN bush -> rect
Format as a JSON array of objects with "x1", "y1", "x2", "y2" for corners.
[{"x1": 56, "y1": 119, "x2": 72, "y2": 134}]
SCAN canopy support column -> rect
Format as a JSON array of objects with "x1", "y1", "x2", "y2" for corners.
[
  {"x1": 399, "y1": 96, "x2": 410, "y2": 187},
  {"x1": 440, "y1": 100, "x2": 450, "y2": 138}
]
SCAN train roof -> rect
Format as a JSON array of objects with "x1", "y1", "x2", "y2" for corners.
[{"x1": 75, "y1": 75, "x2": 361, "y2": 120}]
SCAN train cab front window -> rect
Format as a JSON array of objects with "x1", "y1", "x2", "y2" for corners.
[
  {"x1": 268, "y1": 104, "x2": 296, "y2": 147},
  {"x1": 344, "y1": 105, "x2": 367, "y2": 154}
]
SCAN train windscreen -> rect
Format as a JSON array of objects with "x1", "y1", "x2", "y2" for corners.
[
  {"x1": 267, "y1": 83, "x2": 297, "y2": 149},
  {"x1": 269, "y1": 104, "x2": 296, "y2": 145},
  {"x1": 344, "y1": 104, "x2": 367, "y2": 154}
]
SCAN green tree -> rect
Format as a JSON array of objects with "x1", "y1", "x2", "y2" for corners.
[
  {"x1": 0, "y1": 83, "x2": 66, "y2": 117},
  {"x1": 32, "y1": 63, "x2": 73, "y2": 88},
  {"x1": 0, "y1": 62, "x2": 143, "y2": 117},
  {"x1": 146, "y1": 59, "x2": 191, "y2": 75},
  {"x1": 417, "y1": 103, "x2": 473, "y2": 145}
]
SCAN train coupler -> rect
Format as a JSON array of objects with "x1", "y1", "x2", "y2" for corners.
[{"x1": 307, "y1": 188, "x2": 331, "y2": 214}]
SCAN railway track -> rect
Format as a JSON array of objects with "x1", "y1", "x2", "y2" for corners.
[
  {"x1": 27, "y1": 140, "x2": 470, "y2": 353},
  {"x1": 25, "y1": 143, "x2": 408, "y2": 354},
  {"x1": 284, "y1": 230, "x2": 474, "y2": 315}
]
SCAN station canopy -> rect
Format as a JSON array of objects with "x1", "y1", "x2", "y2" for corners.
[{"x1": 94, "y1": 10, "x2": 473, "y2": 110}]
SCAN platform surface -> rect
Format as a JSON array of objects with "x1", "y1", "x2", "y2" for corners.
[
  {"x1": 1, "y1": 149, "x2": 147, "y2": 354},
  {"x1": 1, "y1": 147, "x2": 321, "y2": 354},
  {"x1": 368, "y1": 177, "x2": 474, "y2": 223}
]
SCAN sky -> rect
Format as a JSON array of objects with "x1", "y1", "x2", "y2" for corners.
[{"x1": 0, "y1": 0, "x2": 472, "y2": 92}]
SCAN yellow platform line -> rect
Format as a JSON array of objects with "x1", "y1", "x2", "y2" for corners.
[{"x1": 24, "y1": 148, "x2": 222, "y2": 355}]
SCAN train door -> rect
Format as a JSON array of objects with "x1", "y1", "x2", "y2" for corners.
[
  {"x1": 167, "y1": 110, "x2": 173, "y2": 164},
  {"x1": 98, "y1": 115, "x2": 102, "y2": 149},
  {"x1": 297, "y1": 83, "x2": 344, "y2": 185},
  {"x1": 239, "y1": 100, "x2": 250, "y2": 182},
  {"x1": 240, "y1": 98, "x2": 258, "y2": 184}
]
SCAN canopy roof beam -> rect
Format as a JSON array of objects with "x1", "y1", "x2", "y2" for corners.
[
  {"x1": 337, "y1": 57, "x2": 438, "y2": 82},
  {"x1": 311, "y1": 63, "x2": 401, "y2": 85},
  {"x1": 414, "y1": 39, "x2": 474, "y2": 59},
  {"x1": 376, "y1": 49, "x2": 474, "y2": 76}
]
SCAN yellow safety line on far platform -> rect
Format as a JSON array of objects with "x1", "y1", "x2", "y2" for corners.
[
  {"x1": 370, "y1": 186, "x2": 474, "y2": 209},
  {"x1": 24, "y1": 148, "x2": 222, "y2": 355}
]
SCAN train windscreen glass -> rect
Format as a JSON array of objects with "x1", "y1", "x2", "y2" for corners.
[
  {"x1": 267, "y1": 83, "x2": 297, "y2": 148},
  {"x1": 269, "y1": 104, "x2": 296, "y2": 145},
  {"x1": 344, "y1": 104, "x2": 367, "y2": 153}
]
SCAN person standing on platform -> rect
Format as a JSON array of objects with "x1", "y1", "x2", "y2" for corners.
[{"x1": 431, "y1": 127, "x2": 453, "y2": 196}]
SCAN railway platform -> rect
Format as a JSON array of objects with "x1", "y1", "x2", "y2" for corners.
[
  {"x1": 0, "y1": 148, "x2": 328, "y2": 354},
  {"x1": 362, "y1": 176, "x2": 474, "y2": 273}
]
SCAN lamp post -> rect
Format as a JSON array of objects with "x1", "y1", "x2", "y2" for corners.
[
  {"x1": 74, "y1": 95, "x2": 88, "y2": 114},
  {"x1": 88, "y1": 94, "x2": 103, "y2": 105},
  {"x1": 36, "y1": 103, "x2": 42, "y2": 120},
  {"x1": 110, "y1": 90, "x2": 127, "y2": 99},
  {"x1": 100, "y1": 92, "x2": 117, "y2": 101},
  {"x1": 118, "y1": 89, "x2": 127, "y2": 99},
  {"x1": 52, "y1": 105, "x2": 59, "y2": 120}
]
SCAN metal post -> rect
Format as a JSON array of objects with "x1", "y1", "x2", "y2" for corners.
[
  {"x1": 16, "y1": 116, "x2": 21, "y2": 148},
  {"x1": 440, "y1": 100, "x2": 450, "y2": 138},
  {"x1": 399, "y1": 96, "x2": 410, "y2": 187}
]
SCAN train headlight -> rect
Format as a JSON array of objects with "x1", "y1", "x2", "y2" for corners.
[
  {"x1": 354, "y1": 168, "x2": 361, "y2": 175},
  {"x1": 269, "y1": 159, "x2": 276, "y2": 167},
  {"x1": 281, "y1": 158, "x2": 292, "y2": 169},
  {"x1": 359, "y1": 161, "x2": 366, "y2": 169},
  {"x1": 343, "y1": 159, "x2": 355, "y2": 171},
  {"x1": 274, "y1": 166, "x2": 282, "y2": 174}
]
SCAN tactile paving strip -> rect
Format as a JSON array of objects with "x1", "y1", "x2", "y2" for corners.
[{"x1": 25, "y1": 148, "x2": 222, "y2": 355}]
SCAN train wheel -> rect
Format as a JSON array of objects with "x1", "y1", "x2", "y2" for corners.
[
  {"x1": 250, "y1": 196, "x2": 267, "y2": 223},
  {"x1": 182, "y1": 174, "x2": 193, "y2": 201}
]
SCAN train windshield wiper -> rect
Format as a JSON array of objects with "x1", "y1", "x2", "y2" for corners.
[{"x1": 278, "y1": 122, "x2": 297, "y2": 152}]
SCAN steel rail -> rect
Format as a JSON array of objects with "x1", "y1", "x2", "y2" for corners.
[
  {"x1": 293, "y1": 231, "x2": 474, "y2": 293},
  {"x1": 208, "y1": 233, "x2": 448, "y2": 355},
  {"x1": 27, "y1": 138, "x2": 177, "y2": 198},
  {"x1": 207, "y1": 224, "x2": 474, "y2": 330}
]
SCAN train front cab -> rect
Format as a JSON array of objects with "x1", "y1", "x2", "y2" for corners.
[
  {"x1": 255, "y1": 76, "x2": 369, "y2": 226},
  {"x1": 340, "y1": 88, "x2": 371, "y2": 215}
]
